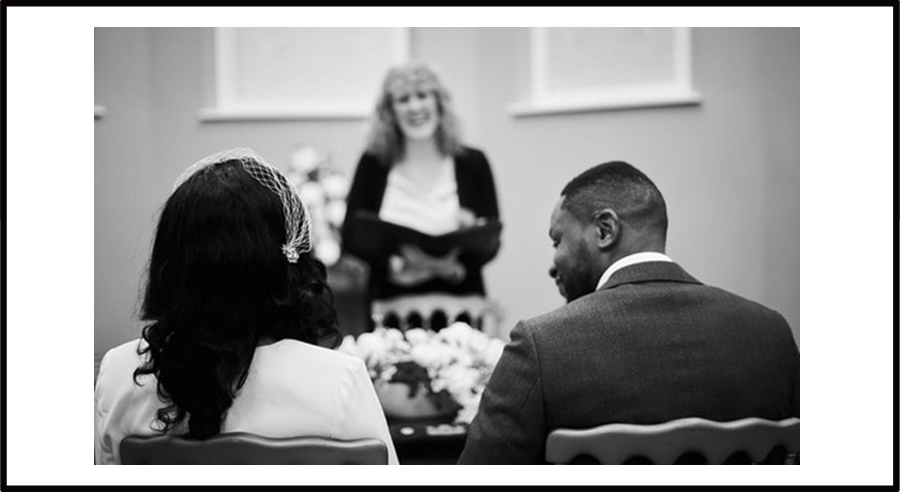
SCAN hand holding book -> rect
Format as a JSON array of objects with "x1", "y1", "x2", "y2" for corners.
[
  {"x1": 388, "y1": 245, "x2": 466, "y2": 286},
  {"x1": 347, "y1": 211, "x2": 502, "y2": 265}
]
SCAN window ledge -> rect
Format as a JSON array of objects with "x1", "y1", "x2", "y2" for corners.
[
  {"x1": 198, "y1": 107, "x2": 370, "y2": 122},
  {"x1": 508, "y1": 92, "x2": 702, "y2": 117}
]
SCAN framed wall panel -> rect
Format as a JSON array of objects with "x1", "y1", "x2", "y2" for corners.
[
  {"x1": 510, "y1": 27, "x2": 702, "y2": 116},
  {"x1": 201, "y1": 27, "x2": 410, "y2": 121}
]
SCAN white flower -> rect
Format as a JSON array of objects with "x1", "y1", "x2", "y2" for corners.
[
  {"x1": 410, "y1": 342, "x2": 455, "y2": 371},
  {"x1": 484, "y1": 338, "x2": 505, "y2": 367},
  {"x1": 284, "y1": 146, "x2": 348, "y2": 264},
  {"x1": 465, "y1": 332, "x2": 490, "y2": 356},
  {"x1": 438, "y1": 322, "x2": 479, "y2": 348},
  {"x1": 346, "y1": 323, "x2": 504, "y2": 425},
  {"x1": 404, "y1": 328, "x2": 430, "y2": 347},
  {"x1": 326, "y1": 200, "x2": 346, "y2": 228},
  {"x1": 434, "y1": 364, "x2": 480, "y2": 399},
  {"x1": 354, "y1": 332, "x2": 388, "y2": 365},
  {"x1": 321, "y1": 173, "x2": 349, "y2": 199},
  {"x1": 315, "y1": 238, "x2": 341, "y2": 266},
  {"x1": 297, "y1": 181, "x2": 326, "y2": 208},
  {"x1": 378, "y1": 326, "x2": 407, "y2": 346}
]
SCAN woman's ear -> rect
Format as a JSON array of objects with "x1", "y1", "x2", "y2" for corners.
[{"x1": 593, "y1": 209, "x2": 620, "y2": 250}]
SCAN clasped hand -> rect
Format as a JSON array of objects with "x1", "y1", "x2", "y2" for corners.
[{"x1": 388, "y1": 245, "x2": 466, "y2": 286}]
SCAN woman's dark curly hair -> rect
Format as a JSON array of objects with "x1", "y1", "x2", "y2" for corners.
[{"x1": 133, "y1": 159, "x2": 340, "y2": 440}]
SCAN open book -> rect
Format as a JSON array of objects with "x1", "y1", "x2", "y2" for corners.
[{"x1": 347, "y1": 211, "x2": 502, "y2": 262}]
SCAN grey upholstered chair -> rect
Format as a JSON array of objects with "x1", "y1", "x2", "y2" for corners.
[
  {"x1": 545, "y1": 417, "x2": 799, "y2": 465},
  {"x1": 119, "y1": 433, "x2": 388, "y2": 465}
]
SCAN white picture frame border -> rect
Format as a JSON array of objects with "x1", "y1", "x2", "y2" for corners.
[
  {"x1": 200, "y1": 27, "x2": 411, "y2": 122},
  {"x1": 509, "y1": 27, "x2": 702, "y2": 117}
]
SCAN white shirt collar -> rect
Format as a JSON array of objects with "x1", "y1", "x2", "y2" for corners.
[{"x1": 596, "y1": 252, "x2": 673, "y2": 291}]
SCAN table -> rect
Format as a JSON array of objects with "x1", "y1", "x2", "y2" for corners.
[{"x1": 388, "y1": 416, "x2": 468, "y2": 465}]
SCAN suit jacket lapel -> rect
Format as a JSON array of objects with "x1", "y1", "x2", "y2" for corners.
[{"x1": 600, "y1": 261, "x2": 702, "y2": 291}]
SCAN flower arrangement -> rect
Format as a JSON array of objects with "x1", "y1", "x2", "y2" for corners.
[
  {"x1": 286, "y1": 145, "x2": 349, "y2": 267},
  {"x1": 337, "y1": 322, "x2": 506, "y2": 424}
]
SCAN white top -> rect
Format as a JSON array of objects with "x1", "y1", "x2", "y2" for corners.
[
  {"x1": 94, "y1": 338, "x2": 399, "y2": 465},
  {"x1": 379, "y1": 157, "x2": 460, "y2": 236},
  {"x1": 595, "y1": 252, "x2": 674, "y2": 291}
]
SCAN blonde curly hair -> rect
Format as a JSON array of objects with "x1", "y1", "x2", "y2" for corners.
[{"x1": 366, "y1": 62, "x2": 462, "y2": 166}]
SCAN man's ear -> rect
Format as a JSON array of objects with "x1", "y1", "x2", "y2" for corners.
[{"x1": 593, "y1": 209, "x2": 619, "y2": 249}]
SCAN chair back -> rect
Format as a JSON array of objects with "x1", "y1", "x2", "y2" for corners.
[
  {"x1": 120, "y1": 433, "x2": 388, "y2": 465},
  {"x1": 372, "y1": 294, "x2": 502, "y2": 337},
  {"x1": 545, "y1": 417, "x2": 799, "y2": 465}
]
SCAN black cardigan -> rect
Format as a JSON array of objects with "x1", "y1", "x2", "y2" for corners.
[{"x1": 341, "y1": 146, "x2": 501, "y2": 302}]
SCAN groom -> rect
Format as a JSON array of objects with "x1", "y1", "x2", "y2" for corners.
[{"x1": 457, "y1": 161, "x2": 800, "y2": 464}]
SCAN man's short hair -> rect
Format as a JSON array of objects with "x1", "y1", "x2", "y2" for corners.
[{"x1": 561, "y1": 160, "x2": 668, "y2": 236}]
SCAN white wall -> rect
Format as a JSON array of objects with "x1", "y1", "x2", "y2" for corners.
[
  {"x1": 94, "y1": 27, "x2": 799, "y2": 356},
  {"x1": 94, "y1": 27, "x2": 156, "y2": 353},
  {"x1": 414, "y1": 27, "x2": 799, "y2": 345}
]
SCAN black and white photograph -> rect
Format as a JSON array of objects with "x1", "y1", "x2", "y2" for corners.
[{"x1": 3, "y1": 5, "x2": 896, "y2": 487}]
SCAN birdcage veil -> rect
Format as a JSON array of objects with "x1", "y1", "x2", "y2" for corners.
[{"x1": 172, "y1": 147, "x2": 312, "y2": 263}]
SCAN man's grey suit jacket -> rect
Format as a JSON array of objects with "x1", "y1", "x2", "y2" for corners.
[{"x1": 457, "y1": 261, "x2": 800, "y2": 464}]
